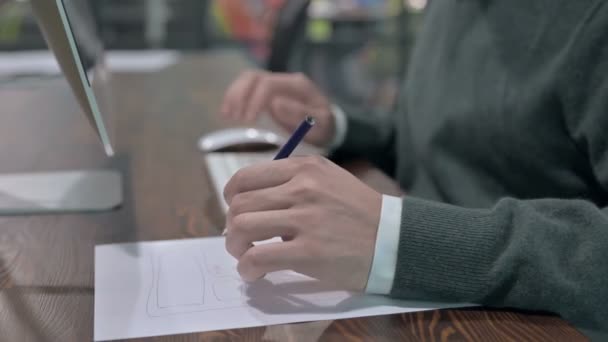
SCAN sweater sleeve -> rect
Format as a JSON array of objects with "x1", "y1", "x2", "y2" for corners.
[
  {"x1": 329, "y1": 103, "x2": 397, "y2": 176},
  {"x1": 391, "y1": 197, "x2": 608, "y2": 329},
  {"x1": 390, "y1": 3, "x2": 608, "y2": 330}
]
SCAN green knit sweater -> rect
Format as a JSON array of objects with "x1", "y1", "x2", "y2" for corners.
[{"x1": 333, "y1": 0, "x2": 608, "y2": 331}]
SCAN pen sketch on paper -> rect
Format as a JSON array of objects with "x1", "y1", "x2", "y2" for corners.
[
  {"x1": 95, "y1": 237, "x2": 470, "y2": 341},
  {"x1": 147, "y1": 248, "x2": 246, "y2": 317},
  {"x1": 146, "y1": 242, "x2": 345, "y2": 318}
]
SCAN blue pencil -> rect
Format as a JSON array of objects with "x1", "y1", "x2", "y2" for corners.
[{"x1": 273, "y1": 116, "x2": 316, "y2": 160}]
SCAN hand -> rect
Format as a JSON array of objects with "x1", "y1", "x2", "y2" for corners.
[
  {"x1": 223, "y1": 155, "x2": 382, "y2": 291},
  {"x1": 220, "y1": 70, "x2": 336, "y2": 147}
]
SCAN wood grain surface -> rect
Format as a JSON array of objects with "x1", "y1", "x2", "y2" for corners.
[{"x1": 0, "y1": 50, "x2": 588, "y2": 341}]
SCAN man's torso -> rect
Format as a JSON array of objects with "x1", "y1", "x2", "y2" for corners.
[{"x1": 398, "y1": 0, "x2": 607, "y2": 207}]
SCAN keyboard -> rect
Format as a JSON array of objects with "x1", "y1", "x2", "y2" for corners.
[{"x1": 205, "y1": 152, "x2": 275, "y2": 213}]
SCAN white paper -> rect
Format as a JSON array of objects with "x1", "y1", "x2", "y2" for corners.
[
  {"x1": 105, "y1": 50, "x2": 179, "y2": 72},
  {"x1": 0, "y1": 51, "x2": 61, "y2": 76},
  {"x1": 95, "y1": 237, "x2": 468, "y2": 341},
  {"x1": 0, "y1": 50, "x2": 179, "y2": 77}
]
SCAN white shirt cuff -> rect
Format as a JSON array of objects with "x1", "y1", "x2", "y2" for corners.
[
  {"x1": 365, "y1": 195, "x2": 403, "y2": 295},
  {"x1": 327, "y1": 104, "x2": 348, "y2": 150}
]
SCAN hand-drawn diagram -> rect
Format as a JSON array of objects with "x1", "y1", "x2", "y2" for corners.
[
  {"x1": 156, "y1": 251, "x2": 205, "y2": 308},
  {"x1": 204, "y1": 251, "x2": 240, "y2": 277},
  {"x1": 146, "y1": 241, "x2": 347, "y2": 318},
  {"x1": 147, "y1": 247, "x2": 246, "y2": 317},
  {"x1": 212, "y1": 276, "x2": 244, "y2": 301},
  {"x1": 97, "y1": 237, "x2": 465, "y2": 341}
]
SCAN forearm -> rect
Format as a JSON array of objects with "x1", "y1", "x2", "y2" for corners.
[{"x1": 390, "y1": 196, "x2": 608, "y2": 329}]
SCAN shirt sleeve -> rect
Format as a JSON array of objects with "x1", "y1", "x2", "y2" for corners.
[
  {"x1": 365, "y1": 195, "x2": 403, "y2": 294},
  {"x1": 327, "y1": 104, "x2": 349, "y2": 151}
]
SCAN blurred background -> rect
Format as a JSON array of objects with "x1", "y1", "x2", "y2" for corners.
[{"x1": 0, "y1": 0, "x2": 426, "y2": 113}]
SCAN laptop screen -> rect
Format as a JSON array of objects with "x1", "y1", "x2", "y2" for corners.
[{"x1": 31, "y1": 0, "x2": 115, "y2": 156}]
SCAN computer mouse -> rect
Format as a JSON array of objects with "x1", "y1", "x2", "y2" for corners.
[{"x1": 197, "y1": 127, "x2": 286, "y2": 153}]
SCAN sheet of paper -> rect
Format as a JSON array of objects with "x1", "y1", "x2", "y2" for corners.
[
  {"x1": 105, "y1": 50, "x2": 179, "y2": 72},
  {"x1": 0, "y1": 51, "x2": 61, "y2": 76},
  {"x1": 95, "y1": 237, "x2": 468, "y2": 341},
  {"x1": 0, "y1": 50, "x2": 179, "y2": 77}
]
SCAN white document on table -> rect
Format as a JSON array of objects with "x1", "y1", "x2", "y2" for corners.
[
  {"x1": 94, "y1": 237, "x2": 468, "y2": 341},
  {"x1": 105, "y1": 50, "x2": 179, "y2": 72},
  {"x1": 0, "y1": 50, "x2": 179, "y2": 76}
]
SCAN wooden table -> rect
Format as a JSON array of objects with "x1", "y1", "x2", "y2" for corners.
[{"x1": 0, "y1": 50, "x2": 587, "y2": 341}]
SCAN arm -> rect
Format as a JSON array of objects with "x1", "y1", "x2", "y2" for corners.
[
  {"x1": 219, "y1": 70, "x2": 397, "y2": 172},
  {"x1": 391, "y1": 5, "x2": 608, "y2": 329},
  {"x1": 220, "y1": 4, "x2": 607, "y2": 329},
  {"x1": 391, "y1": 197, "x2": 608, "y2": 329},
  {"x1": 329, "y1": 103, "x2": 397, "y2": 176}
]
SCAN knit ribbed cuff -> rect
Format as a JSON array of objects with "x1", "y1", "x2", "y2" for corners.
[
  {"x1": 391, "y1": 196, "x2": 501, "y2": 302},
  {"x1": 341, "y1": 114, "x2": 380, "y2": 155}
]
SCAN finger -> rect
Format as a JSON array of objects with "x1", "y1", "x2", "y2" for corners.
[
  {"x1": 269, "y1": 96, "x2": 310, "y2": 130},
  {"x1": 225, "y1": 210, "x2": 298, "y2": 259},
  {"x1": 243, "y1": 73, "x2": 313, "y2": 122},
  {"x1": 237, "y1": 241, "x2": 300, "y2": 282},
  {"x1": 223, "y1": 158, "x2": 300, "y2": 204},
  {"x1": 222, "y1": 71, "x2": 262, "y2": 120},
  {"x1": 227, "y1": 183, "x2": 293, "y2": 218},
  {"x1": 243, "y1": 78, "x2": 272, "y2": 123},
  {"x1": 242, "y1": 74, "x2": 282, "y2": 123}
]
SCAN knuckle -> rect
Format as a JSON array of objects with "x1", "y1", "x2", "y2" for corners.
[
  {"x1": 300, "y1": 155, "x2": 325, "y2": 171},
  {"x1": 292, "y1": 238, "x2": 319, "y2": 259},
  {"x1": 252, "y1": 81, "x2": 272, "y2": 103},
  {"x1": 312, "y1": 154, "x2": 329, "y2": 165},
  {"x1": 230, "y1": 214, "x2": 249, "y2": 235},
  {"x1": 236, "y1": 260, "x2": 246, "y2": 276},
  {"x1": 223, "y1": 186, "x2": 232, "y2": 204},
  {"x1": 229, "y1": 193, "x2": 247, "y2": 215},
  {"x1": 290, "y1": 177, "x2": 319, "y2": 199},
  {"x1": 232, "y1": 167, "x2": 246, "y2": 182},
  {"x1": 302, "y1": 177, "x2": 319, "y2": 191},
  {"x1": 292, "y1": 72, "x2": 309, "y2": 84},
  {"x1": 259, "y1": 78, "x2": 278, "y2": 97},
  {"x1": 236, "y1": 259, "x2": 253, "y2": 280},
  {"x1": 225, "y1": 237, "x2": 239, "y2": 258},
  {"x1": 243, "y1": 69, "x2": 261, "y2": 80},
  {"x1": 245, "y1": 248, "x2": 264, "y2": 268},
  {"x1": 237, "y1": 251, "x2": 263, "y2": 280},
  {"x1": 310, "y1": 154, "x2": 326, "y2": 164},
  {"x1": 257, "y1": 85, "x2": 272, "y2": 101},
  {"x1": 306, "y1": 154, "x2": 324, "y2": 163},
  {"x1": 225, "y1": 169, "x2": 245, "y2": 200},
  {"x1": 270, "y1": 97, "x2": 284, "y2": 110},
  {"x1": 258, "y1": 74, "x2": 271, "y2": 87}
]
